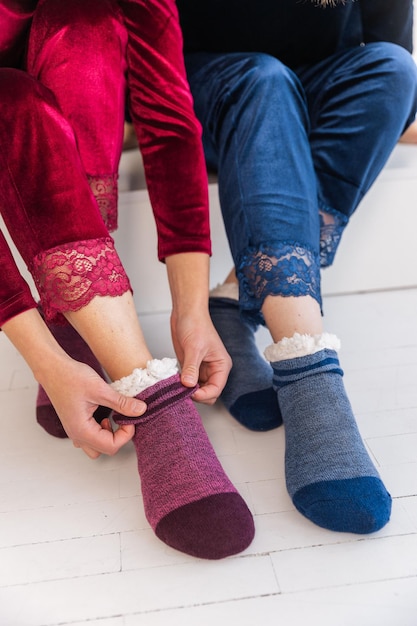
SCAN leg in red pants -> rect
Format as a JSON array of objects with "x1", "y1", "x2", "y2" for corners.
[
  {"x1": 25, "y1": 0, "x2": 128, "y2": 231},
  {"x1": 0, "y1": 231, "x2": 37, "y2": 327},
  {"x1": 0, "y1": 67, "x2": 130, "y2": 435},
  {"x1": 2, "y1": 0, "x2": 128, "y2": 434}
]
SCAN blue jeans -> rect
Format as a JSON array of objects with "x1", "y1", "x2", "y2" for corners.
[{"x1": 185, "y1": 43, "x2": 417, "y2": 316}]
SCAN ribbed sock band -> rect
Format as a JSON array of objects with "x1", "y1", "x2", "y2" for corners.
[
  {"x1": 209, "y1": 297, "x2": 282, "y2": 431},
  {"x1": 113, "y1": 373, "x2": 255, "y2": 558},
  {"x1": 271, "y1": 347, "x2": 391, "y2": 534}
]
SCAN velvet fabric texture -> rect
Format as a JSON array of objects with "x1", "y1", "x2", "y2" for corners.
[
  {"x1": 0, "y1": 1, "x2": 37, "y2": 67},
  {"x1": 0, "y1": 230, "x2": 37, "y2": 328},
  {"x1": 0, "y1": 0, "x2": 211, "y2": 327},
  {"x1": 0, "y1": 0, "x2": 128, "y2": 324},
  {"x1": 25, "y1": 0, "x2": 128, "y2": 232},
  {"x1": 119, "y1": 0, "x2": 211, "y2": 260},
  {"x1": 179, "y1": 0, "x2": 417, "y2": 322},
  {"x1": 0, "y1": 68, "x2": 129, "y2": 323}
]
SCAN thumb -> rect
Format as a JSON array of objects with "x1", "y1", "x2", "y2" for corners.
[
  {"x1": 102, "y1": 386, "x2": 147, "y2": 417},
  {"x1": 180, "y1": 361, "x2": 199, "y2": 388}
]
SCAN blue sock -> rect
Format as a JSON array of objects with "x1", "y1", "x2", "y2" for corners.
[
  {"x1": 209, "y1": 297, "x2": 282, "y2": 431},
  {"x1": 269, "y1": 342, "x2": 391, "y2": 533}
]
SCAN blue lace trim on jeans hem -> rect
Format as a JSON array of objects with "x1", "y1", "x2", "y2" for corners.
[
  {"x1": 318, "y1": 207, "x2": 349, "y2": 268},
  {"x1": 236, "y1": 242, "x2": 322, "y2": 314}
]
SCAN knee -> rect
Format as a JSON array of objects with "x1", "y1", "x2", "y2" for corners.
[
  {"x1": 0, "y1": 69, "x2": 60, "y2": 122},
  {"x1": 369, "y1": 42, "x2": 417, "y2": 127},
  {"x1": 227, "y1": 53, "x2": 301, "y2": 109},
  {"x1": 368, "y1": 42, "x2": 417, "y2": 100},
  {"x1": 1, "y1": 69, "x2": 41, "y2": 111},
  {"x1": 238, "y1": 53, "x2": 297, "y2": 90}
]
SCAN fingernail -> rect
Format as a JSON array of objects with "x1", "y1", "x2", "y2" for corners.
[
  {"x1": 132, "y1": 400, "x2": 146, "y2": 414},
  {"x1": 182, "y1": 375, "x2": 196, "y2": 385}
]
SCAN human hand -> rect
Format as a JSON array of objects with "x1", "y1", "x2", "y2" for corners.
[
  {"x1": 41, "y1": 358, "x2": 146, "y2": 459},
  {"x1": 1, "y1": 308, "x2": 146, "y2": 459},
  {"x1": 170, "y1": 309, "x2": 232, "y2": 404}
]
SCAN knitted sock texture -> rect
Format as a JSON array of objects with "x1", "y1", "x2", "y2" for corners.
[
  {"x1": 36, "y1": 319, "x2": 110, "y2": 438},
  {"x1": 113, "y1": 373, "x2": 255, "y2": 559},
  {"x1": 271, "y1": 348, "x2": 391, "y2": 534},
  {"x1": 209, "y1": 297, "x2": 282, "y2": 431}
]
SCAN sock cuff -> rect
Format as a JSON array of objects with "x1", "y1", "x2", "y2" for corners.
[
  {"x1": 264, "y1": 332, "x2": 341, "y2": 362},
  {"x1": 111, "y1": 357, "x2": 179, "y2": 396},
  {"x1": 113, "y1": 372, "x2": 198, "y2": 425},
  {"x1": 272, "y1": 348, "x2": 343, "y2": 389},
  {"x1": 209, "y1": 282, "x2": 239, "y2": 300}
]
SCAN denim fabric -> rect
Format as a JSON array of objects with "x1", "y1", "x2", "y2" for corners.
[{"x1": 185, "y1": 42, "x2": 417, "y2": 315}]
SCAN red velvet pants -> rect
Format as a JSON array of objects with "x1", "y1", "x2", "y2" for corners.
[
  {"x1": 0, "y1": 0, "x2": 130, "y2": 326},
  {"x1": 0, "y1": 0, "x2": 211, "y2": 326}
]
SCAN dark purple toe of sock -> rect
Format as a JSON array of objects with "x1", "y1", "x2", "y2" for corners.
[{"x1": 155, "y1": 492, "x2": 255, "y2": 559}]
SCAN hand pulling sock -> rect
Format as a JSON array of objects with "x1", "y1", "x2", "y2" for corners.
[
  {"x1": 209, "y1": 283, "x2": 282, "y2": 431},
  {"x1": 36, "y1": 316, "x2": 111, "y2": 438},
  {"x1": 265, "y1": 333, "x2": 391, "y2": 534},
  {"x1": 112, "y1": 358, "x2": 255, "y2": 559}
]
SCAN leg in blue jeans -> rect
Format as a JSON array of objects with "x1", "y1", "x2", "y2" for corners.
[
  {"x1": 186, "y1": 42, "x2": 417, "y2": 282},
  {"x1": 188, "y1": 52, "x2": 321, "y2": 430},
  {"x1": 187, "y1": 51, "x2": 321, "y2": 310},
  {"x1": 185, "y1": 43, "x2": 417, "y2": 532},
  {"x1": 299, "y1": 42, "x2": 417, "y2": 266}
]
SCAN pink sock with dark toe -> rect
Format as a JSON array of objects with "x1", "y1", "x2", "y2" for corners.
[
  {"x1": 36, "y1": 317, "x2": 111, "y2": 438},
  {"x1": 113, "y1": 372, "x2": 255, "y2": 559}
]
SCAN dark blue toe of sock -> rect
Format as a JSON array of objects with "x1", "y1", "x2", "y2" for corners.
[
  {"x1": 228, "y1": 388, "x2": 283, "y2": 431},
  {"x1": 292, "y1": 476, "x2": 392, "y2": 534}
]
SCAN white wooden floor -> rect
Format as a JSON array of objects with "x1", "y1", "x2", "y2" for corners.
[{"x1": 1, "y1": 284, "x2": 417, "y2": 625}]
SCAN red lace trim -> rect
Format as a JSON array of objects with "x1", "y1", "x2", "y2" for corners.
[
  {"x1": 87, "y1": 173, "x2": 118, "y2": 232},
  {"x1": 30, "y1": 237, "x2": 131, "y2": 322}
]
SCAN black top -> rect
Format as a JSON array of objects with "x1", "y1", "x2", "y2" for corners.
[{"x1": 177, "y1": 0, "x2": 413, "y2": 68}]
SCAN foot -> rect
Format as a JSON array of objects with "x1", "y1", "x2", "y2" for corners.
[
  {"x1": 113, "y1": 372, "x2": 255, "y2": 558},
  {"x1": 209, "y1": 296, "x2": 282, "y2": 431},
  {"x1": 268, "y1": 335, "x2": 391, "y2": 534}
]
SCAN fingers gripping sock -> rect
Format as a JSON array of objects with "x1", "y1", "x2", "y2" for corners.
[
  {"x1": 209, "y1": 288, "x2": 282, "y2": 431},
  {"x1": 266, "y1": 333, "x2": 392, "y2": 534},
  {"x1": 112, "y1": 362, "x2": 255, "y2": 559},
  {"x1": 36, "y1": 317, "x2": 111, "y2": 438}
]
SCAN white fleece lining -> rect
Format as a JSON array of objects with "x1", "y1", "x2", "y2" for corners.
[
  {"x1": 209, "y1": 282, "x2": 239, "y2": 300},
  {"x1": 264, "y1": 332, "x2": 341, "y2": 362},
  {"x1": 111, "y1": 357, "x2": 178, "y2": 397}
]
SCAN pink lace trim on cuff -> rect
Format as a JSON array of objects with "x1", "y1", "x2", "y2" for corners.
[
  {"x1": 30, "y1": 237, "x2": 131, "y2": 322},
  {"x1": 87, "y1": 173, "x2": 118, "y2": 232}
]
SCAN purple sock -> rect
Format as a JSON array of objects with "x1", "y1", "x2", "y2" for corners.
[
  {"x1": 113, "y1": 373, "x2": 255, "y2": 559},
  {"x1": 36, "y1": 319, "x2": 111, "y2": 438}
]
